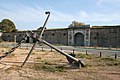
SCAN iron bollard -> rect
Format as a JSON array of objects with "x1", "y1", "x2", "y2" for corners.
[
  {"x1": 42, "y1": 47, "x2": 43, "y2": 51},
  {"x1": 51, "y1": 48, "x2": 52, "y2": 52},
  {"x1": 20, "y1": 45, "x2": 21, "y2": 49},
  {"x1": 100, "y1": 52, "x2": 102, "y2": 57},
  {"x1": 73, "y1": 49, "x2": 74, "y2": 54},
  {"x1": 86, "y1": 50, "x2": 88, "y2": 55},
  {"x1": 115, "y1": 54, "x2": 117, "y2": 59}
]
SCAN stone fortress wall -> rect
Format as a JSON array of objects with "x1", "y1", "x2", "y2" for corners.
[
  {"x1": 1, "y1": 28, "x2": 68, "y2": 45},
  {"x1": 90, "y1": 26, "x2": 120, "y2": 48},
  {"x1": 1, "y1": 25, "x2": 120, "y2": 48}
]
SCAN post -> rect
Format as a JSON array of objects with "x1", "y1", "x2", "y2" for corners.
[
  {"x1": 73, "y1": 49, "x2": 74, "y2": 54},
  {"x1": 86, "y1": 50, "x2": 88, "y2": 55},
  {"x1": 42, "y1": 47, "x2": 43, "y2": 51},
  {"x1": 51, "y1": 47, "x2": 52, "y2": 52},
  {"x1": 100, "y1": 52, "x2": 102, "y2": 57},
  {"x1": 61, "y1": 48, "x2": 62, "y2": 51},
  {"x1": 20, "y1": 45, "x2": 21, "y2": 49},
  {"x1": 115, "y1": 54, "x2": 117, "y2": 59}
]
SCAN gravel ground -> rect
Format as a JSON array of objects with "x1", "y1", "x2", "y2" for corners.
[{"x1": 0, "y1": 47, "x2": 120, "y2": 80}]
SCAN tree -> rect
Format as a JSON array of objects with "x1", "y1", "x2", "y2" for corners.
[
  {"x1": 69, "y1": 21, "x2": 85, "y2": 28},
  {"x1": 11, "y1": 29, "x2": 18, "y2": 32},
  {"x1": 0, "y1": 19, "x2": 17, "y2": 32}
]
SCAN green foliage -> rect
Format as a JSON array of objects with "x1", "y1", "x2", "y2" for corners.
[
  {"x1": 76, "y1": 53, "x2": 92, "y2": 59},
  {"x1": 32, "y1": 60, "x2": 64, "y2": 72},
  {"x1": 85, "y1": 63, "x2": 92, "y2": 67},
  {"x1": 0, "y1": 19, "x2": 17, "y2": 32},
  {"x1": 69, "y1": 21, "x2": 85, "y2": 27},
  {"x1": 76, "y1": 53, "x2": 120, "y2": 67},
  {"x1": 11, "y1": 29, "x2": 18, "y2": 32},
  {"x1": 42, "y1": 65, "x2": 64, "y2": 72},
  {"x1": 100, "y1": 57, "x2": 120, "y2": 66},
  {"x1": 33, "y1": 63, "x2": 64, "y2": 72},
  {"x1": 101, "y1": 57, "x2": 115, "y2": 61}
]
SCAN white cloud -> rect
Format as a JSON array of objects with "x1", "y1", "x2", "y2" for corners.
[
  {"x1": 76, "y1": 10, "x2": 120, "y2": 24},
  {"x1": 0, "y1": 1, "x2": 120, "y2": 30},
  {"x1": 0, "y1": 2, "x2": 75, "y2": 23},
  {"x1": 0, "y1": 2, "x2": 46, "y2": 22},
  {"x1": 0, "y1": 2, "x2": 76, "y2": 30},
  {"x1": 97, "y1": 0, "x2": 120, "y2": 6},
  {"x1": 49, "y1": 10, "x2": 74, "y2": 22},
  {"x1": 79, "y1": 11, "x2": 88, "y2": 18}
]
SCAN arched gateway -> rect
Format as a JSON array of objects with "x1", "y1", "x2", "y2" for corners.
[
  {"x1": 68, "y1": 25, "x2": 90, "y2": 46},
  {"x1": 74, "y1": 33, "x2": 84, "y2": 46}
]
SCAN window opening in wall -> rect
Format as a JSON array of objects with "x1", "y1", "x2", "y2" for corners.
[
  {"x1": 96, "y1": 33, "x2": 99, "y2": 37},
  {"x1": 95, "y1": 32, "x2": 99, "y2": 39},
  {"x1": 8, "y1": 35, "x2": 10, "y2": 37},
  {"x1": 52, "y1": 33, "x2": 54, "y2": 36},
  {"x1": 63, "y1": 33, "x2": 66, "y2": 36},
  {"x1": 19, "y1": 34, "x2": 21, "y2": 36},
  {"x1": 94, "y1": 37, "x2": 97, "y2": 39}
]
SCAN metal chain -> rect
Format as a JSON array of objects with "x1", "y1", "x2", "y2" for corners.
[{"x1": 0, "y1": 32, "x2": 29, "y2": 60}]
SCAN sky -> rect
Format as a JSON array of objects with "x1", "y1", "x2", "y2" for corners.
[{"x1": 0, "y1": 0, "x2": 120, "y2": 30}]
